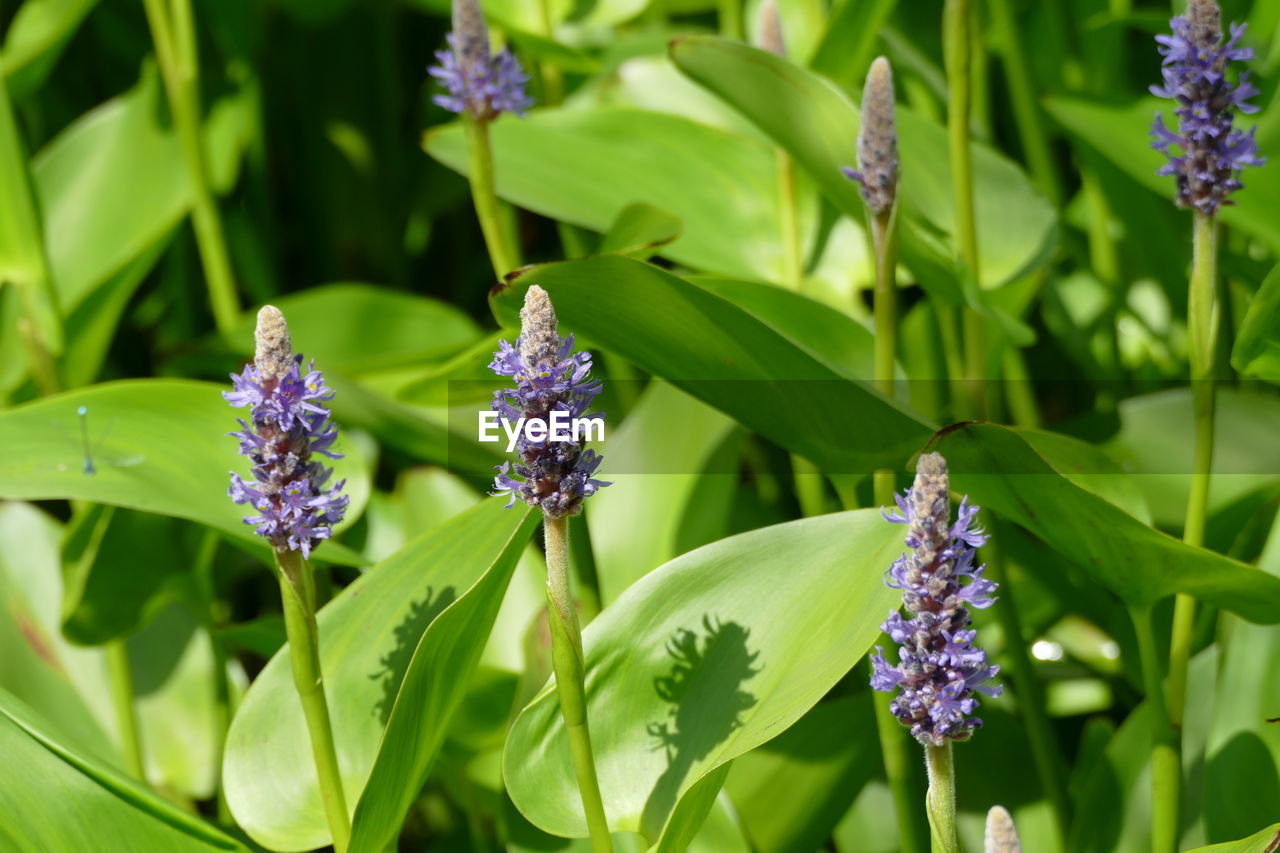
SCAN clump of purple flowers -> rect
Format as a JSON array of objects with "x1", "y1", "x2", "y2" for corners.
[
  {"x1": 1151, "y1": 0, "x2": 1264, "y2": 215},
  {"x1": 490, "y1": 285, "x2": 609, "y2": 518},
  {"x1": 429, "y1": 0, "x2": 533, "y2": 121},
  {"x1": 870, "y1": 452, "x2": 1001, "y2": 746},
  {"x1": 225, "y1": 306, "x2": 348, "y2": 559}
]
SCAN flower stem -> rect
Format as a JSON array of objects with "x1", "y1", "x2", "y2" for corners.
[
  {"x1": 537, "y1": 0, "x2": 564, "y2": 105},
  {"x1": 544, "y1": 516, "x2": 612, "y2": 853},
  {"x1": 105, "y1": 640, "x2": 145, "y2": 781},
  {"x1": 142, "y1": 0, "x2": 240, "y2": 334},
  {"x1": 944, "y1": 0, "x2": 987, "y2": 417},
  {"x1": 464, "y1": 114, "x2": 521, "y2": 280},
  {"x1": 1134, "y1": 605, "x2": 1179, "y2": 853},
  {"x1": 924, "y1": 742, "x2": 960, "y2": 853},
  {"x1": 275, "y1": 549, "x2": 350, "y2": 853},
  {"x1": 986, "y1": 0, "x2": 1061, "y2": 207},
  {"x1": 719, "y1": 0, "x2": 742, "y2": 39},
  {"x1": 1171, "y1": 212, "x2": 1218, "y2": 645},
  {"x1": 868, "y1": 205, "x2": 926, "y2": 853}
]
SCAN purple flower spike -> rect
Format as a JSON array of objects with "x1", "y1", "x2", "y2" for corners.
[
  {"x1": 225, "y1": 306, "x2": 349, "y2": 559},
  {"x1": 870, "y1": 453, "x2": 1001, "y2": 746},
  {"x1": 428, "y1": 0, "x2": 533, "y2": 121},
  {"x1": 1150, "y1": 0, "x2": 1265, "y2": 214},
  {"x1": 489, "y1": 285, "x2": 610, "y2": 518}
]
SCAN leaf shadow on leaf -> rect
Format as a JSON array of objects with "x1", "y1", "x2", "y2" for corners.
[
  {"x1": 641, "y1": 616, "x2": 761, "y2": 841},
  {"x1": 368, "y1": 585, "x2": 457, "y2": 726}
]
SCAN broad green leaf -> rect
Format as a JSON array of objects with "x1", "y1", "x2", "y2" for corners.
[
  {"x1": 1046, "y1": 95, "x2": 1280, "y2": 254},
  {"x1": 0, "y1": 687, "x2": 248, "y2": 852},
  {"x1": 811, "y1": 0, "x2": 898, "y2": 88},
  {"x1": 1234, "y1": 260, "x2": 1280, "y2": 383},
  {"x1": 0, "y1": 502, "x2": 115, "y2": 761},
  {"x1": 491, "y1": 256, "x2": 935, "y2": 473},
  {"x1": 425, "y1": 108, "x2": 791, "y2": 282},
  {"x1": 1204, "y1": 515, "x2": 1280, "y2": 844},
  {"x1": 1186, "y1": 825, "x2": 1280, "y2": 853},
  {"x1": 670, "y1": 36, "x2": 1057, "y2": 295},
  {"x1": 588, "y1": 382, "x2": 737, "y2": 605},
  {"x1": 346, "y1": 504, "x2": 539, "y2": 853},
  {"x1": 130, "y1": 602, "x2": 247, "y2": 800},
  {"x1": 598, "y1": 202, "x2": 683, "y2": 258},
  {"x1": 1105, "y1": 388, "x2": 1280, "y2": 527},
  {"x1": 224, "y1": 500, "x2": 536, "y2": 851},
  {"x1": 0, "y1": 0, "x2": 100, "y2": 98},
  {"x1": 929, "y1": 423, "x2": 1280, "y2": 620},
  {"x1": 503, "y1": 509, "x2": 904, "y2": 840},
  {"x1": 0, "y1": 380, "x2": 370, "y2": 562},
  {"x1": 33, "y1": 64, "x2": 251, "y2": 313},
  {"x1": 225, "y1": 283, "x2": 480, "y2": 375},
  {"x1": 61, "y1": 504, "x2": 181, "y2": 645},
  {"x1": 652, "y1": 763, "x2": 735, "y2": 853},
  {"x1": 687, "y1": 275, "x2": 877, "y2": 379},
  {"x1": 725, "y1": 694, "x2": 879, "y2": 853}
]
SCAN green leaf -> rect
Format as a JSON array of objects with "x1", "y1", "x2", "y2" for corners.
[
  {"x1": 224, "y1": 283, "x2": 481, "y2": 375},
  {"x1": 61, "y1": 504, "x2": 182, "y2": 645},
  {"x1": 491, "y1": 256, "x2": 935, "y2": 473},
  {"x1": 598, "y1": 202, "x2": 683, "y2": 259},
  {"x1": 346, "y1": 504, "x2": 539, "y2": 853},
  {"x1": 1104, "y1": 388, "x2": 1280, "y2": 527},
  {"x1": 687, "y1": 275, "x2": 877, "y2": 379},
  {"x1": 0, "y1": 687, "x2": 249, "y2": 851},
  {"x1": 424, "y1": 108, "x2": 791, "y2": 282},
  {"x1": 1184, "y1": 825, "x2": 1280, "y2": 853},
  {"x1": 1233, "y1": 260, "x2": 1280, "y2": 383},
  {"x1": 224, "y1": 499, "x2": 536, "y2": 851},
  {"x1": 0, "y1": 63, "x2": 62, "y2": 355},
  {"x1": 0, "y1": 0, "x2": 100, "y2": 98},
  {"x1": 928, "y1": 422, "x2": 1280, "y2": 620},
  {"x1": 670, "y1": 36, "x2": 1057, "y2": 295},
  {"x1": 0, "y1": 502, "x2": 116, "y2": 762},
  {"x1": 587, "y1": 381, "x2": 738, "y2": 606},
  {"x1": 724, "y1": 694, "x2": 879, "y2": 853},
  {"x1": 1045, "y1": 95, "x2": 1280, "y2": 254},
  {"x1": 503, "y1": 508, "x2": 904, "y2": 841},
  {"x1": 0, "y1": 380, "x2": 371, "y2": 562}
]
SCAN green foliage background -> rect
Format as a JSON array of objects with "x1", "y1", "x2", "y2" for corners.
[{"x1": 2, "y1": 0, "x2": 1280, "y2": 851}]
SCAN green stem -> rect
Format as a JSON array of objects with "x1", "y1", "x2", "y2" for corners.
[
  {"x1": 869, "y1": 208, "x2": 925, "y2": 853},
  {"x1": 924, "y1": 743, "x2": 959, "y2": 853},
  {"x1": 106, "y1": 640, "x2": 146, "y2": 781},
  {"x1": 777, "y1": 149, "x2": 804, "y2": 290},
  {"x1": 944, "y1": 0, "x2": 989, "y2": 419},
  {"x1": 719, "y1": 0, "x2": 742, "y2": 39},
  {"x1": 537, "y1": 0, "x2": 564, "y2": 105},
  {"x1": 986, "y1": 0, "x2": 1061, "y2": 206},
  {"x1": 275, "y1": 549, "x2": 351, "y2": 853},
  {"x1": 544, "y1": 517, "x2": 612, "y2": 853},
  {"x1": 142, "y1": 0, "x2": 240, "y2": 334},
  {"x1": 1134, "y1": 606, "x2": 1179, "y2": 853},
  {"x1": 464, "y1": 114, "x2": 521, "y2": 279},
  {"x1": 192, "y1": 530, "x2": 232, "y2": 821}
]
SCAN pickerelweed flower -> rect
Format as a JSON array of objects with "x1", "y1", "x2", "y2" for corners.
[
  {"x1": 1151, "y1": 0, "x2": 1264, "y2": 214},
  {"x1": 225, "y1": 306, "x2": 348, "y2": 559},
  {"x1": 489, "y1": 285, "x2": 609, "y2": 518},
  {"x1": 758, "y1": 0, "x2": 785, "y2": 57},
  {"x1": 429, "y1": 0, "x2": 533, "y2": 121},
  {"x1": 842, "y1": 56, "x2": 899, "y2": 216},
  {"x1": 870, "y1": 452, "x2": 1001, "y2": 746}
]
